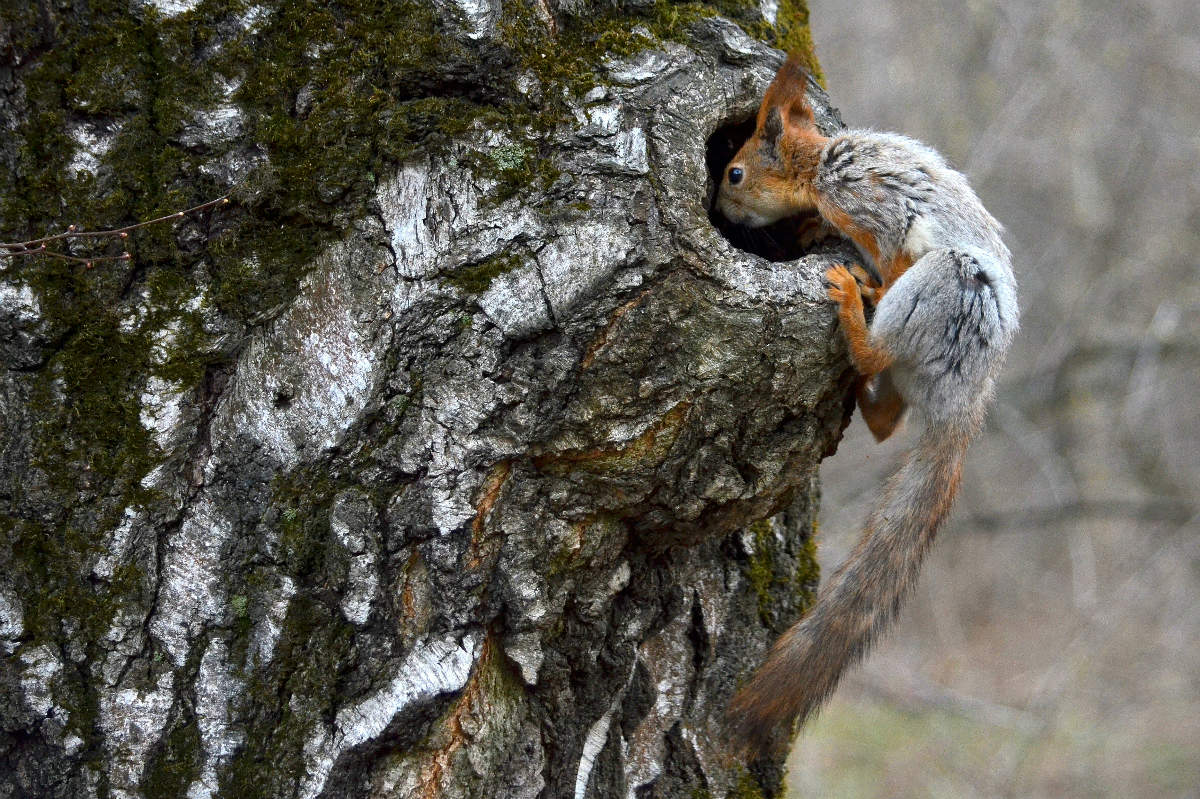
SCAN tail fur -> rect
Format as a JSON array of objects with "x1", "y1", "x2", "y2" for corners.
[{"x1": 727, "y1": 420, "x2": 975, "y2": 756}]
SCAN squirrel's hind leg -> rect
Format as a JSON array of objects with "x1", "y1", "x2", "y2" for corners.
[{"x1": 856, "y1": 370, "x2": 907, "y2": 441}]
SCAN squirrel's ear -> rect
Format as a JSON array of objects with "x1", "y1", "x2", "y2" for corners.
[
  {"x1": 758, "y1": 54, "x2": 816, "y2": 132},
  {"x1": 761, "y1": 107, "x2": 784, "y2": 151}
]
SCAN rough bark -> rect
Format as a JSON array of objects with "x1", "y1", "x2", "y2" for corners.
[{"x1": 1, "y1": 1, "x2": 854, "y2": 797}]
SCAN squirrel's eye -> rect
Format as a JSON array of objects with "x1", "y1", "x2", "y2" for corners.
[{"x1": 728, "y1": 167, "x2": 744, "y2": 185}]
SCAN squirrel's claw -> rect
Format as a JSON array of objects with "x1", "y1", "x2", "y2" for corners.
[
  {"x1": 825, "y1": 264, "x2": 861, "y2": 306},
  {"x1": 847, "y1": 264, "x2": 884, "y2": 305}
]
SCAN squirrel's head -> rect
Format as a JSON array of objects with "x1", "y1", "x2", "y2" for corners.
[{"x1": 717, "y1": 57, "x2": 828, "y2": 228}]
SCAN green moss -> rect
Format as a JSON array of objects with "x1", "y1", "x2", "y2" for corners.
[
  {"x1": 744, "y1": 514, "x2": 818, "y2": 628},
  {"x1": 491, "y1": 0, "x2": 822, "y2": 147},
  {"x1": 141, "y1": 713, "x2": 203, "y2": 799},
  {"x1": 472, "y1": 140, "x2": 563, "y2": 205},
  {"x1": 0, "y1": 3, "x2": 237, "y2": 709},
  {"x1": 498, "y1": 0, "x2": 751, "y2": 99},
  {"x1": 745, "y1": 519, "x2": 777, "y2": 625},
  {"x1": 794, "y1": 521, "x2": 820, "y2": 607},
  {"x1": 444, "y1": 253, "x2": 525, "y2": 295},
  {"x1": 222, "y1": 594, "x2": 357, "y2": 798},
  {"x1": 729, "y1": 767, "x2": 768, "y2": 799},
  {"x1": 207, "y1": 0, "x2": 490, "y2": 319},
  {"x1": 776, "y1": 0, "x2": 823, "y2": 85},
  {"x1": 272, "y1": 468, "x2": 341, "y2": 579}
]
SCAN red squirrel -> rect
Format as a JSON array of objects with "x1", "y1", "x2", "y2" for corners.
[{"x1": 717, "y1": 56, "x2": 1019, "y2": 754}]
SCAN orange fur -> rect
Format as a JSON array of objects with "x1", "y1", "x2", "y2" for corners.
[
  {"x1": 880, "y1": 249, "x2": 917, "y2": 287},
  {"x1": 720, "y1": 56, "x2": 828, "y2": 224},
  {"x1": 825, "y1": 265, "x2": 893, "y2": 376},
  {"x1": 820, "y1": 204, "x2": 882, "y2": 266}
]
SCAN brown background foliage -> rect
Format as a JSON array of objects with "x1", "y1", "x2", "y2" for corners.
[{"x1": 790, "y1": 1, "x2": 1200, "y2": 796}]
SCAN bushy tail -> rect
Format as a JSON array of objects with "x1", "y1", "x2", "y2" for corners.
[{"x1": 727, "y1": 421, "x2": 975, "y2": 755}]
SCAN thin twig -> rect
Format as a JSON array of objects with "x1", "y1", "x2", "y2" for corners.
[{"x1": 0, "y1": 196, "x2": 230, "y2": 264}]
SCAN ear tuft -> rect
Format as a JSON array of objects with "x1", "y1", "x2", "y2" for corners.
[
  {"x1": 758, "y1": 53, "x2": 816, "y2": 131},
  {"x1": 774, "y1": 55, "x2": 810, "y2": 94},
  {"x1": 762, "y1": 107, "x2": 784, "y2": 149}
]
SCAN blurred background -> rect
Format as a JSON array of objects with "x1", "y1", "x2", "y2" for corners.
[{"x1": 790, "y1": 1, "x2": 1200, "y2": 796}]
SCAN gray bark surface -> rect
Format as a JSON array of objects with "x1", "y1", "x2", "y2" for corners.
[{"x1": 1, "y1": 2, "x2": 853, "y2": 797}]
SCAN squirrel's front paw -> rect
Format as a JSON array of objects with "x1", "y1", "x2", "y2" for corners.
[
  {"x1": 825, "y1": 264, "x2": 861, "y2": 306},
  {"x1": 846, "y1": 264, "x2": 883, "y2": 305}
]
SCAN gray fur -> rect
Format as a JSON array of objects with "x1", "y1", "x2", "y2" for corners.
[
  {"x1": 875, "y1": 247, "x2": 1018, "y2": 422},
  {"x1": 820, "y1": 131, "x2": 1019, "y2": 422},
  {"x1": 817, "y1": 130, "x2": 1010, "y2": 269}
]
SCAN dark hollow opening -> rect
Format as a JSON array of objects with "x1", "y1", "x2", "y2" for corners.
[{"x1": 705, "y1": 116, "x2": 817, "y2": 263}]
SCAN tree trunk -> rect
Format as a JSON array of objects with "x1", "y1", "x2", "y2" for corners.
[{"x1": 0, "y1": 1, "x2": 853, "y2": 797}]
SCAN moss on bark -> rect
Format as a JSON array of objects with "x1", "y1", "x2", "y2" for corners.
[{"x1": 1, "y1": 1, "x2": 824, "y2": 795}]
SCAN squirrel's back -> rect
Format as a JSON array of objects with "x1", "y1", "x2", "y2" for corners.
[{"x1": 816, "y1": 130, "x2": 1010, "y2": 270}]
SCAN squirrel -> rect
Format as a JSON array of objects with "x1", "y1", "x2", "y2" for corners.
[{"x1": 716, "y1": 55, "x2": 1019, "y2": 755}]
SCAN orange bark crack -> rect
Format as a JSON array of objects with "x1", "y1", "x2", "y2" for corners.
[
  {"x1": 467, "y1": 460, "x2": 511, "y2": 569},
  {"x1": 531, "y1": 402, "x2": 690, "y2": 475},
  {"x1": 417, "y1": 633, "x2": 496, "y2": 799},
  {"x1": 581, "y1": 287, "x2": 652, "y2": 369}
]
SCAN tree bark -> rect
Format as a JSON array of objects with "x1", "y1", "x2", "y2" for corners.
[{"x1": 0, "y1": 1, "x2": 853, "y2": 797}]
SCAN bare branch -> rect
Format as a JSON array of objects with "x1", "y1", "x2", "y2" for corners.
[{"x1": 0, "y1": 196, "x2": 230, "y2": 267}]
